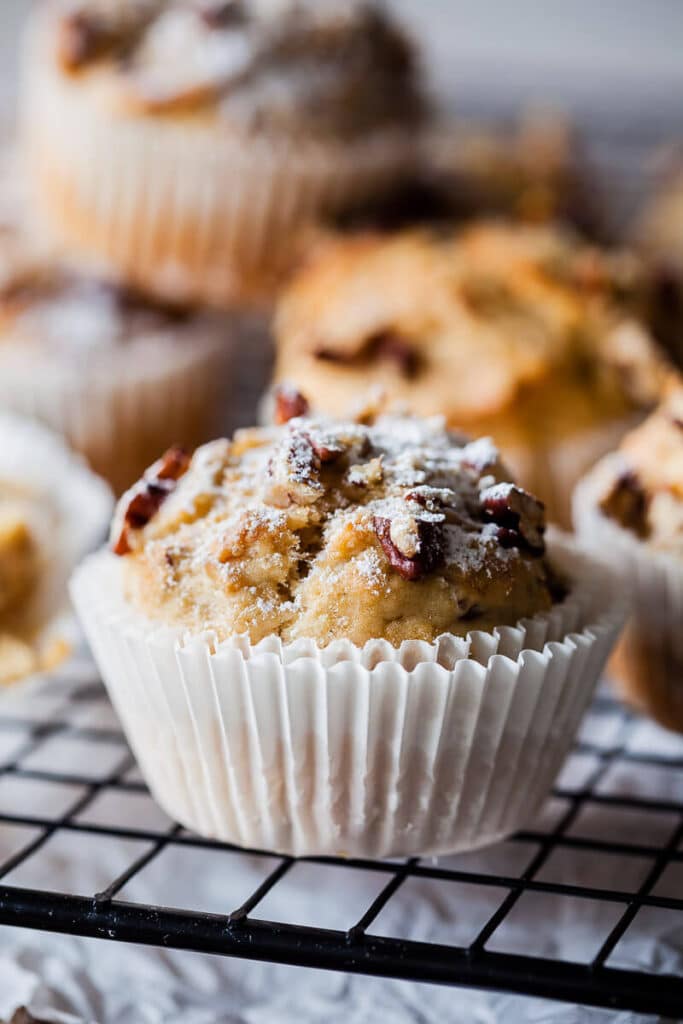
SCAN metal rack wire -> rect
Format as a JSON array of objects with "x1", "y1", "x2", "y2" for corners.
[{"x1": 0, "y1": 665, "x2": 681, "y2": 1017}]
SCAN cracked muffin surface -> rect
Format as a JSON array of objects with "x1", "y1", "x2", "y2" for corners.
[
  {"x1": 112, "y1": 402, "x2": 558, "y2": 647},
  {"x1": 273, "y1": 221, "x2": 666, "y2": 444}
]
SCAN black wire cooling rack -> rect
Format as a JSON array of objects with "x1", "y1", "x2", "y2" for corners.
[{"x1": 0, "y1": 664, "x2": 681, "y2": 1017}]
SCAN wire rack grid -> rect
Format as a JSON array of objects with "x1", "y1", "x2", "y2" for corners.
[{"x1": 0, "y1": 663, "x2": 680, "y2": 1018}]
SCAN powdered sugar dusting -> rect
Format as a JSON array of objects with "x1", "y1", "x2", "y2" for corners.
[{"x1": 118, "y1": 409, "x2": 552, "y2": 643}]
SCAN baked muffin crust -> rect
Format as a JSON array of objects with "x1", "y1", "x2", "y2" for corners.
[
  {"x1": 273, "y1": 221, "x2": 666, "y2": 443},
  {"x1": 112, "y1": 405, "x2": 558, "y2": 647}
]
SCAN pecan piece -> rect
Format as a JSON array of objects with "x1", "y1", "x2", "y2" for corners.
[
  {"x1": 112, "y1": 445, "x2": 190, "y2": 555},
  {"x1": 57, "y1": 12, "x2": 108, "y2": 70},
  {"x1": 373, "y1": 513, "x2": 444, "y2": 581},
  {"x1": 598, "y1": 469, "x2": 649, "y2": 538},
  {"x1": 265, "y1": 430, "x2": 323, "y2": 508},
  {"x1": 155, "y1": 445, "x2": 191, "y2": 481},
  {"x1": 480, "y1": 483, "x2": 545, "y2": 554},
  {"x1": 306, "y1": 430, "x2": 344, "y2": 465},
  {"x1": 57, "y1": 1, "x2": 164, "y2": 71},
  {"x1": 314, "y1": 329, "x2": 421, "y2": 380},
  {"x1": 369, "y1": 330, "x2": 421, "y2": 378},
  {"x1": 196, "y1": 0, "x2": 248, "y2": 27},
  {"x1": 273, "y1": 384, "x2": 310, "y2": 425}
]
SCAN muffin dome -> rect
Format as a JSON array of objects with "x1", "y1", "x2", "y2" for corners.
[
  {"x1": 274, "y1": 221, "x2": 664, "y2": 431},
  {"x1": 111, "y1": 401, "x2": 557, "y2": 647},
  {"x1": 49, "y1": 0, "x2": 422, "y2": 135}
]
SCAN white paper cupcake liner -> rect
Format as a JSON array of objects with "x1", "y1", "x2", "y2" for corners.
[
  {"x1": 573, "y1": 460, "x2": 683, "y2": 730},
  {"x1": 0, "y1": 413, "x2": 113, "y2": 678},
  {"x1": 0, "y1": 325, "x2": 234, "y2": 495},
  {"x1": 22, "y1": 14, "x2": 416, "y2": 309},
  {"x1": 71, "y1": 532, "x2": 624, "y2": 857}
]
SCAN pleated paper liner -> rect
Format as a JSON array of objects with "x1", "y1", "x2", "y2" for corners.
[
  {"x1": 574, "y1": 460, "x2": 683, "y2": 732},
  {"x1": 71, "y1": 532, "x2": 625, "y2": 857},
  {"x1": 0, "y1": 325, "x2": 234, "y2": 496},
  {"x1": 22, "y1": 10, "x2": 416, "y2": 309}
]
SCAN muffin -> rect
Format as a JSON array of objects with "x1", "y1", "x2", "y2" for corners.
[
  {"x1": 574, "y1": 383, "x2": 683, "y2": 732},
  {"x1": 0, "y1": 200, "x2": 234, "y2": 494},
  {"x1": 272, "y1": 221, "x2": 668, "y2": 524},
  {"x1": 72, "y1": 402, "x2": 624, "y2": 856},
  {"x1": 0, "y1": 413, "x2": 112, "y2": 684},
  {"x1": 22, "y1": 0, "x2": 424, "y2": 308},
  {"x1": 425, "y1": 112, "x2": 601, "y2": 237}
]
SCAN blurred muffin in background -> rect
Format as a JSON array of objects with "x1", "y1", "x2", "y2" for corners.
[
  {"x1": 272, "y1": 220, "x2": 668, "y2": 524},
  {"x1": 0, "y1": 180, "x2": 234, "y2": 494},
  {"x1": 22, "y1": 0, "x2": 425, "y2": 309},
  {"x1": 424, "y1": 112, "x2": 603, "y2": 238},
  {"x1": 573, "y1": 381, "x2": 683, "y2": 732},
  {"x1": 0, "y1": 413, "x2": 112, "y2": 684},
  {"x1": 634, "y1": 155, "x2": 683, "y2": 367}
]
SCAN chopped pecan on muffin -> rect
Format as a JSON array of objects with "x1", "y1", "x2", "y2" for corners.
[
  {"x1": 595, "y1": 385, "x2": 683, "y2": 548},
  {"x1": 112, "y1": 403, "x2": 558, "y2": 647}
]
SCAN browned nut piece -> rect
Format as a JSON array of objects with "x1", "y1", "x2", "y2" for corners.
[
  {"x1": 57, "y1": 12, "x2": 106, "y2": 70},
  {"x1": 480, "y1": 483, "x2": 545, "y2": 554},
  {"x1": 273, "y1": 385, "x2": 310, "y2": 426},
  {"x1": 598, "y1": 469, "x2": 648, "y2": 538},
  {"x1": 112, "y1": 445, "x2": 191, "y2": 555},
  {"x1": 314, "y1": 329, "x2": 421, "y2": 380},
  {"x1": 373, "y1": 513, "x2": 444, "y2": 580},
  {"x1": 265, "y1": 431, "x2": 323, "y2": 508}
]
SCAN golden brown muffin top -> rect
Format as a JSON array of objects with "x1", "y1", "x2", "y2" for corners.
[
  {"x1": 597, "y1": 383, "x2": 683, "y2": 549},
  {"x1": 111, "y1": 400, "x2": 558, "y2": 647},
  {"x1": 274, "y1": 221, "x2": 666, "y2": 429},
  {"x1": 46, "y1": 0, "x2": 423, "y2": 137}
]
